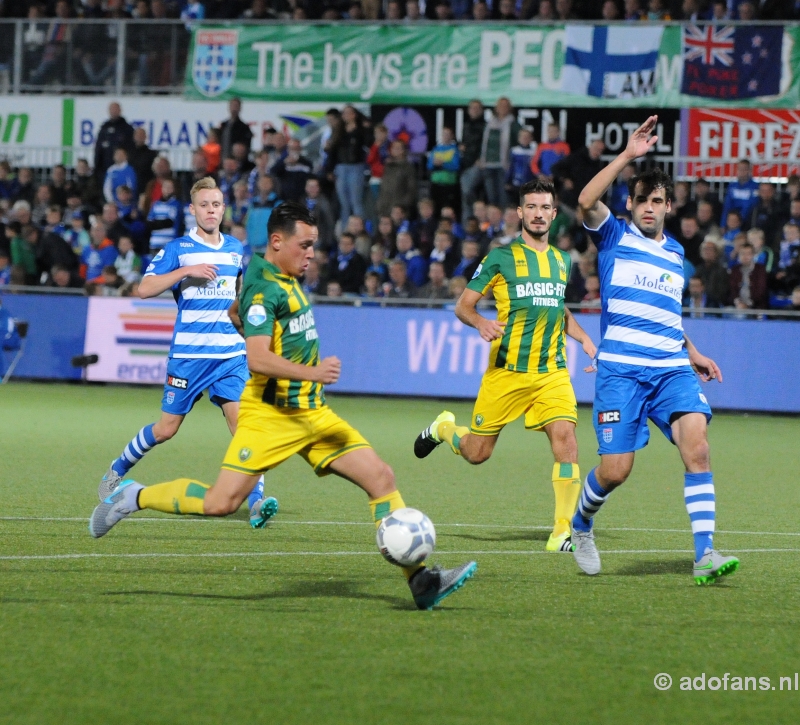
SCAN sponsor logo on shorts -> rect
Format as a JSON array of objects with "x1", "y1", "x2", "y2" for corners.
[
  {"x1": 167, "y1": 375, "x2": 189, "y2": 389},
  {"x1": 165, "y1": 391, "x2": 175, "y2": 405},
  {"x1": 247, "y1": 304, "x2": 267, "y2": 326},
  {"x1": 603, "y1": 428, "x2": 613, "y2": 443},
  {"x1": 474, "y1": 414, "x2": 484, "y2": 427},
  {"x1": 239, "y1": 447, "x2": 252, "y2": 462},
  {"x1": 598, "y1": 410, "x2": 620, "y2": 424},
  {"x1": 699, "y1": 393, "x2": 708, "y2": 404}
]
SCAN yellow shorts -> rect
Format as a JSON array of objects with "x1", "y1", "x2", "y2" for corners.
[
  {"x1": 221, "y1": 401, "x2": 371, "y2": 476},
  {"x1": 470, "y1": 366, "x2": 578, "y2": 436}
]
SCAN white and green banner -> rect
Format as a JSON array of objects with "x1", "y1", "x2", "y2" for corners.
[
  {"x1": 0, "y1": 96, "x2": 341, "y2": 168},
  {"x1": 184, "y1": 23, "x2": 800, "y2": 108}
]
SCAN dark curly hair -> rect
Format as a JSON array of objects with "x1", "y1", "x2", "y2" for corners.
[{"x1": 627, "y1": 166, "x2": 674, "y2": 201}]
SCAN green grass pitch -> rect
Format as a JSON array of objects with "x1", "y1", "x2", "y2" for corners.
[{"x1": 1, "y1": 382, "x2": 799, "y2": 724}]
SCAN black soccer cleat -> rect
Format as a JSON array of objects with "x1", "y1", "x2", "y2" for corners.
[{"x1": 413, "y1": 411, "x2": 455, "y2": 459}]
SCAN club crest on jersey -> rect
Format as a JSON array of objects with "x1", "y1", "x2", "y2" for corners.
[
  {"x1": 474, "y1": 414, "x2": 484, "y2": 427},
  {"x1": 603, "y1": 428, "x2": 613, "y2": 443},
  {"x1": 239, "y1": 447, "x2": 252, "y2": 462},
  {"x1": 165, "y1": 391, "x2": 175, "y2": 405},
  {"x1": 597, "y1": 410, "x2": 620, "y2": 424},
  {"x1": 230, "y1": 252, "x2": 241, "y2": 268},
  {"x1": 247, "y1": 304, "x2": 267, "y2": 326}
]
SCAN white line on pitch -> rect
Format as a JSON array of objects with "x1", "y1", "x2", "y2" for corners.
[
  {"x1": 0, "y1": 516, "x2": 798, "y2": 538},
  {"x1": 0, "y1": 548, "x2": 797, "y2": 562}
]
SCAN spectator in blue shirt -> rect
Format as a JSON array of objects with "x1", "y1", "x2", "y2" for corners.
[
  {"x1": 394, "y1": 231, "x2": 428, "y2": 287},
  {"x1": 721, "y1": 159, "x2": 760, "y2": 229},
  {"x1": 103, "y1": 147, "x2": 138, "y2": 205},
  {"x1": 505, "y1": 127, "x2": 537, "y2": 206},
  {"x1": 608, "y1": 163, "x2": 636, "y2": 218}
]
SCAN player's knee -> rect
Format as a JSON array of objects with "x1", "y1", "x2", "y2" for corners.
[
  {"x1": 153, "y1": 424, "x2": 178, "y2": 442},
  {"x1": 464, "y1": 447, "x2": 492, "y2": 465},
  {"x1": 370, "y1": 461, "x2": 396, "y2": 497},
  {"x1": 203, "y1": 494, "x2": 240, "y2": 516},
  {"x1": 688, "y1": 439, "x2": 711, "y2": 470}
]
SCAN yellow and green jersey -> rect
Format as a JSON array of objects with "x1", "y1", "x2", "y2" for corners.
[
  {"x1": 467, "y1": 238, "x2": 571, "y2": 374},
  {"x1": 240, "y1": 254, "x2": 324, "y2": 409}
]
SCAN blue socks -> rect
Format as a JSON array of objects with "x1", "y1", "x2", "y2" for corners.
[
  {"x1": 572, "y1": 468, "x2": 610, "y2": 532},
  {"x1": 247, "y1": 475, "x2": 265, "y2": 510},
  {"x1": 111, "y1": 424, "x2": 158, "y2": 477},
  {"x1": 685, "y1": 472, "x2": 715, "y2": 561}
]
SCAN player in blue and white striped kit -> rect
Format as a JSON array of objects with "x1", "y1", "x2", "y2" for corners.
[
  {"x1": 98, "y1": 177, "x2": 276, "y2": 527},
  {"x1": 571, "y1": 117, "x2": 738, "y2": 585}
]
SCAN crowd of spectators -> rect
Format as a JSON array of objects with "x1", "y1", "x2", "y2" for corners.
[
  {"x1": 1, "y1": 97, "x2": 799, "y2": 312},
  {"x1": 2, "y1": 0, "x2": 799, "y2": 24}
]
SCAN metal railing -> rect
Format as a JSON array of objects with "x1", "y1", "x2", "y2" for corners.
[
  {"x1": 0, "y1": 144, "x2": 197, "y2": 175},
  {"x1": 0, "y1": 19, "x2": 190, "y2": 95}
]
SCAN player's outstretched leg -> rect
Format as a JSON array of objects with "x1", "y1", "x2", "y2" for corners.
[
  {"x1": 368, "y1": 489, "x2": 477, "y2": 610},
  {"x1": 570, "y1": 468, "x2": 611, "y2": 575},
  {"x1": 414, "y1": 411, "x2": 457, "y2": 458}
]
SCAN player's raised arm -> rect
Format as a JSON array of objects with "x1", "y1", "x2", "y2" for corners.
[
  {"x1": 578, "y1": 116, "x2": 660, "y2": 229},
  {"x1": 245, "y1": 335, "x2": 340, "y2": 385},
  {"x1": 455, "y1": 288, "x2": 505, "y2": 342}
]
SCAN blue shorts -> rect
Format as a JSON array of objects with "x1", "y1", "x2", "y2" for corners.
[
  {"x1": 161, "y1": 355, "x2": 249, "y2": 416},
  {"x1": 593, "y1": 361, "x2": 712, "y2": 455}
]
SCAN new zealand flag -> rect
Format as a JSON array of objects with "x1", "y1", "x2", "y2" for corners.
[{"x1": 681, "y1": 25, "x2": 783, "y2": 100}]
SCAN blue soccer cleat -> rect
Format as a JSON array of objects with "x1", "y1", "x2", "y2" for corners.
[
  {"x1": 409, "y1": 561, "x2": 477, "y2": 610},
  {"x1": 249, "y1": 496, "x2": 279, "y2": 529}
]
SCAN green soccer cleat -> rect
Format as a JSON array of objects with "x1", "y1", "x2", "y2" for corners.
[
  {"x1": 693, "y1": 550, "x2": 740, "y2": 585},
  {"x1": 408, "y1": 561, "x2": 477, "y2": 610},
  {"x1": 249, "y1": 496, "x2": 279, "y2": 529},
  {"x1": 546, "y1": 530, "x2": 574, "y2": 552},
  {"x1": 89, "y1": 479, "x2": 143, "y2": 538},
  {"x1": 413, "y1": 411, "x2": 455, "y2": 459},
  {"x1": 98, "y1": 463, "x2": 122, "y2": 502}
]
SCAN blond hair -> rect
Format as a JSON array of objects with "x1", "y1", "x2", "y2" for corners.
[{"x1": 190, "y1": 176, "x2": 220, "y2": 202}]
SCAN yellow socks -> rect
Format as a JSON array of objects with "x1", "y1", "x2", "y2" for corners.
[
  {"x1": 369, "y1": 490, "x2": 424, "y2": 580},
  {"x1": 138, "y1": 478, "x2": 210, "y2": 515},
  {"x1": 552, "y1": 463, "x2": 581, "y2": 536},
  {"x1": 438, "y1": 420, "x2": 470, "y2": 456}
]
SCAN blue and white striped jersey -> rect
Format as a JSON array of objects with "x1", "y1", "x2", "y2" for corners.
[
  {"x1": 147, "y1": 197, "x2": 182, "y2": 250},
  {"x1": 586, "y1": 212, "x2": 689, "y2": 368},
  {"x1": 143, "y1": 228, "x2": 245, "y2": 360}
]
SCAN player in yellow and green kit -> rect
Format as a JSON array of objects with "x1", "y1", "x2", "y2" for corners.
[
  {"x1": 89, "y1": 202, "x2": 476, "y2": 610},
  {"x1": 414, "y1": 179, "x2": 597, "y2": 552}
]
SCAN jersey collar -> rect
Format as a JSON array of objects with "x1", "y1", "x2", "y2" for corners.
[
  {"x1": 628, "y1": 221, "x2": 668, "y2": 247},
  {"x1": 188, "y1": 227, "x2": 224, "y2": 250},
  {"x1": 259, "y1": 256, "x2": 295, "y2": 282}
]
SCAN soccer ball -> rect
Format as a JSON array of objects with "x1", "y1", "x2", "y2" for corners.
[{"x1": 376, "y1": 508, "x2": 436, "y2": 566}]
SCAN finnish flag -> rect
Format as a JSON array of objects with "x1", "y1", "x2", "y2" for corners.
[{"x1": 560, "y1": 26, "x2": 664, "y2": 99}]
